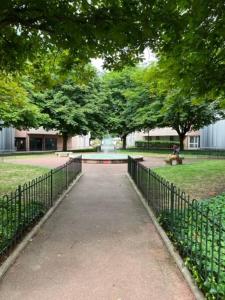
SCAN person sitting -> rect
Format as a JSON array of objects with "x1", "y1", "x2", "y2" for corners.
[{"x1": 173, "y1": 145, "x2": 180, "y2": 156}]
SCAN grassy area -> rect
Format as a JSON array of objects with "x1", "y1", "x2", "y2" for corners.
[
  {"x1": 154, "y1": 160, "x2": 225, "y2": 199},
  {"x1": 116, "y1": 148, "x2": 225, "y2": 159},
  {"x1": 0, "y1": 163, "x2": 50, "y2": 196},
  {"x1": 2, "y1": 154, "x2": 54, "y2": 160}
]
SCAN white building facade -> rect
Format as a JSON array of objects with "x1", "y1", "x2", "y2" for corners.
[{"x1": 200, "y1": 120, "x2": 225, "y2": 149}]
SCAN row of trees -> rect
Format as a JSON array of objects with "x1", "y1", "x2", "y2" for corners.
[
  {"x1": 1, "y1": 1, "x2": 224, "y2": 102},
  {"x1": 0, "y1": 56, "x2": 224, "y2": 151},
  {"x1": 99, "y1": 66, "x2": 224, "y2": 150},
  {"x1": 1, "y1": 1, "x2": 225, "y2": 150}
]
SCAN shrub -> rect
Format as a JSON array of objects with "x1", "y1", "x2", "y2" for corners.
[{"x1": 135, "y1": 140, "x2": 179, "y2": 149}]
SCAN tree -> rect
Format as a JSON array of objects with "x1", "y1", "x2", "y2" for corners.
[
  {"x1": 0, "y1": 76, "x2": 44, "y2": 128},
  {"x1": 0, "y1": 1, "x2": 161, "y2": 72},
  {"x1": 135, "y1": 65, "x2": 225, "y2": 150},
  {"x1": 148, "y1": 1, "x2": 225, "y2": 104},
  {"x1": 32, "y1": 80, "x2": 90, "y2": 151},
  {"x1": 102, "y1": 67, "x2": 148, "y2": 149},
  {"x1": 31, "y1": 73, "x2": 109, "y2": 151}
]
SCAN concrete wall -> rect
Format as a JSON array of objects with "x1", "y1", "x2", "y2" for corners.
[
  {"x1": 200, "y1": 120, "x2": 225, "y2": 149},
  {"x1": 0, "y1": 127, "x2": 15, "y2": 152}
]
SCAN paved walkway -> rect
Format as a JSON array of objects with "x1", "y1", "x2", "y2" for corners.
[{"x1": 0, "y1": 164, "x2": 194, "y2": 300}]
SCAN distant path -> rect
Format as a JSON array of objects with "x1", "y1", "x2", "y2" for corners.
[{"x1": 0, "y1": 164, "x2": 194, "y2": 299}]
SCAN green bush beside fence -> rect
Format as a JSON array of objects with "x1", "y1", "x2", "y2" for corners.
[
  {"x1": 0, "y1": 156, "x2": 82, "y2": 259},
  {"x1": 128, "y1": 156, "x2": 225, "y2": 299},
  {"x1": 135, "y1": 140, "x2": 179, "y2": 149}
]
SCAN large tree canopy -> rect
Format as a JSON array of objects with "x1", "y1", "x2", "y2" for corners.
[
  {"x1": 101, "y1": 67, "x2": 150, "y2": 149},
  {"x1": 0, "y1": 75, "x2": 44, "y2": 128},
  {"x1": 150, "y1": 1, "x2": 225, "y2": 101},
  {"x1": 134, "y1": 65, "x2": 225, "y2": 149},
  {"x1": 1, "y1": 0, "x2": 225, "y2": 107},
  {"x1": 0, "y1": 0, "x2": 158, "y2": 72}
]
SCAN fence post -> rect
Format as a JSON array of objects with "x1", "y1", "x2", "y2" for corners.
[
  {"x1": 146, "y1": 169, "x2": 150, "y2": 204},
  {"x1": 50, "y1": 169, "x2": 53, "y2": 206},
  {"x1": 171, "y1": 183, "x2": 175, "y2": 225},
  {"x1": 66, "y1": 163, "x2": 68, "y2": 188},
  {"x1": 136, "y1": 162, "x2": 139, "y2": 186},
  {"x1": 18, "y1": 185, "x2": 22, "y2": 231}
]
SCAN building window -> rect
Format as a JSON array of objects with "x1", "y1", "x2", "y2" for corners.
[
  {"x1": 45, "y1": 137, "x2": 57, "y2": 150},
  {"x1": 189, "y1": 136, "x2": 200, "y2": 149},
  {"x1": 170, "y1": 136, "x2": 174, "y2": 141},
  {"x1": 156, "y1": 136, "x2": 160, "y2": 140},
  {"x1": 30, "y1": 137, "x2": 43, "y2": 151}
]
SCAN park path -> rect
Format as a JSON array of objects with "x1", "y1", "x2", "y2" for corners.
[{"x1": 0, "y1": 164, "x2": 194, "y2": 300}]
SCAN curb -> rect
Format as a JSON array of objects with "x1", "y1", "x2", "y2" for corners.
[
  {"x1": 127, "y1": 174, "x2": 205, "y2": 300},
  {"x1": 0, "y1": 173, "x2": 83, "y2": 281}
]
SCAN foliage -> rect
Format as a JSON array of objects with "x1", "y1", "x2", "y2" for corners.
[
  {"x1": 32, "y1": 74, "x2": 108, "y2": 150},
  {"x1": 0, "y1": 76, "x2": 44, "y2": 128},
  {"x1": 161, "y1": 195, "x2": 225, "y2": 299},
  {"x1": 102, "y1": 67, "x2": 150, "y2": 148},
  {"x1": 150, "y1": 2, "x2": 225, "y2": 104},
  {"x1": 23, "y1": 51, "x2": 97, "y2": 90},
  {"x1": 134, "y1": 64, "x2": 225, "y2": 149},
  {"x1": 135, "y1": 140, "x2": 179, "y2": 149},
  {"x1": 0, "y1": 1, "x2": 158, "y2": 72},
  {"x1": 0, "y1": 200, "x2": 45, "y2": 253}
]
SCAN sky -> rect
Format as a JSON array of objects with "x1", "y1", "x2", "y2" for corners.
[{"x1": 91, "y1": 48, "x2": 157, "y2": 71}]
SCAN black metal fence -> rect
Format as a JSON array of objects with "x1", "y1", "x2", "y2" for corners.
[
  {"x1": 128, "y1": 156, "x2": 225, "y2": 299},
  {"x1": 0, "y1": 156, "x2": 82, "y2": 260}
]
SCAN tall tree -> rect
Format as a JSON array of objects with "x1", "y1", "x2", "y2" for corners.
[
  {"x1": 135, "y1": 65, "x2": 225, "y2": 150},
  {"x1": 32, "y1": 80, "x2": 90, "y2": 151},
  {"x1": 0, "y1": 76, "x2": 44, "y2": 128},
  {"x1": 31, "y1": 72, "x2": 109, "y2": 151},
  {"x1": 102, "y1": 67, "x2": 148, "y2": 149}
]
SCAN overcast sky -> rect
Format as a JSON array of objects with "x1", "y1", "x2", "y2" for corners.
[{"x1": 91, "y1": 48, "x2": 157, "y2": 71}]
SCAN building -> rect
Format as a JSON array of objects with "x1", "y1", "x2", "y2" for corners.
[
  {"x1": 15, "y1": 128, "x2": 90, "y2": 151},
  {"x1": 0, "y1": 127, "x2": 90, "y2": 152},
  {"x1": 200, "y1": 120, "x2": 225, "y2": 149},
  {"x1": 127, "y1": 128, "x2": 200, "y2": 149},
  {"x1": 0, "y1": 127, "x2": 15, "y2": 152}
]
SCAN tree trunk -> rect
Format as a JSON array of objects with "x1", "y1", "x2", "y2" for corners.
[
  {"x1": 178, "y1": 133, "x2": 185, "y2": 151},
  {"x1": 62, "y1": 133, "x2": 68, "y2": 151},
  {"x1": 122, "y1": 135, "x2": 127, "y2": 149}
]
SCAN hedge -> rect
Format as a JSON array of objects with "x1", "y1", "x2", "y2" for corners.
[{"x1": 135, "y1": 140, "x2": 179, "y2": 149}]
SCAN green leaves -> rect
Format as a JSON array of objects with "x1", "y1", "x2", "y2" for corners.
[{"x1": 0, "y1": 75, "x2": 44, "y2": 128}]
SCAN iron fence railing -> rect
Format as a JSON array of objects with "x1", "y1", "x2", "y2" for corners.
[
  {"x1": 0, "y1": 156, "x2": 82, "y2": 260},
  {"x1": 128, "y1": 156, "x2": 225, "y2": 299}
]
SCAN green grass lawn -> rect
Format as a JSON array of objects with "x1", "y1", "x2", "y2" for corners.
[
  {"x1": 2, "y1": 154, "x2": 54, "y2": 160},
  {"x1": 116, "y1": 148, "x2": 225, "y2": 159},
  {"x1": 0, "y1": 163, "x2": 50, "y2": 196},
  {"x1": 154, "y1": 159, "x2": 225, "y2": 199}
]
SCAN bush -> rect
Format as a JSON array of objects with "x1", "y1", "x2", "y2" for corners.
[
  {"x1": 135, "y1": 140, "x2": 179, "y2": 149},
  {"x1": 160, "y1": 195, "x2": 225, "y2": 298}
]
